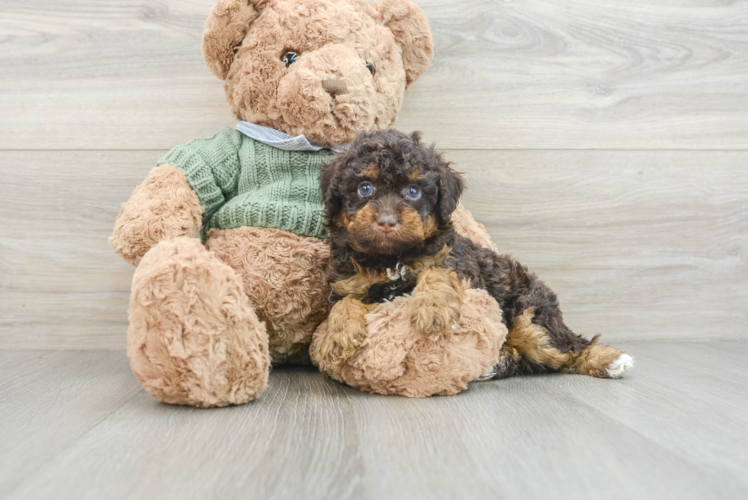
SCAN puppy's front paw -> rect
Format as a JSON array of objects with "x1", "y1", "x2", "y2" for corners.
[
  {"x1": 320, "y1": 297, "x2": 370, "y2": 364},
  {"x1": 410, "y1": 299, "x2": 461, "y2": 339},
  {"x1": 321, "y1": 322, "x2": 367, "y2": 364},
  {"x1": 409, "y1": 267, "x2": 464, "y2": 339}
]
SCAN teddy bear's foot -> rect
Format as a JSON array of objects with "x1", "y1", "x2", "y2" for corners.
[{"x1": 127, "y1": 237, "x2": 270, "y2": 407}]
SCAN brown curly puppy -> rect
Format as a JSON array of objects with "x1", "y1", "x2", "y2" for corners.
[{"x1": 320, "y1": 130, "x2": 634, "y2": 379}]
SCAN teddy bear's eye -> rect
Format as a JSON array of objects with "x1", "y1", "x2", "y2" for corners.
[
  {"x1": 282, "y1": 50, "x2": 298, "y2": 67},
  {"x1": 366, "y1": 62, "x2": 376, "y2": 75}
]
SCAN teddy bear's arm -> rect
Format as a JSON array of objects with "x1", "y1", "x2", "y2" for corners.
[
  {"x1": 109, "y1": 165, "x2": 203, "y2": 265},
  {"x1": 451, "y1": 203, "x2": 498, "y2": 252},
  {"x1": 109, "y1": 129, "x2": 244, "y2": 265}
]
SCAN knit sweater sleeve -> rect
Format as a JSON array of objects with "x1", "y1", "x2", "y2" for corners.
[{"x1": 157, "y1": 129, "x2": 243, "y2": 223}]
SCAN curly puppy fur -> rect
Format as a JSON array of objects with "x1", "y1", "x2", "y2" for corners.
[
  {"x1": 320, "y1": 129, "x2": 631, "y2": 379},
  {"x1": 128, "y1": 237, "x2": 270, "y2": 407},
  {"x1": 202, "y1": 0, "x2": 433, "y2": 146}
]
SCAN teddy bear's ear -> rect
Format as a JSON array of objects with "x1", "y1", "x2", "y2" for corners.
[
  {"x1": 202, "y1": 0, "x2": 270, "y2": 80},
  {"x1": 372, "y1": 0, "x2": 434, "y2": 87}
]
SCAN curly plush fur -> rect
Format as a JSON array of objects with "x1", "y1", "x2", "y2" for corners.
[
  {"x1": 316, "y1": 130, "x2": 633, "y2": 383},
  {"x1": 206, "y1": 226, "x2": 331, "y2": 364},
  {"x1": 203, "y1": 0, "x2": 433, "y2": 146},
  {"x1": 128, "y1": 238, "x2": 270, "y2": 407},
  {"x1": 310, "y1": 288, "x2": 507, "y2": 397},
  {"x1": 110, "y1": 165, "x2": 203, "y2": 265},
  {"x1": 112, "y1": 0, "x2": 507, "y2": 406}
]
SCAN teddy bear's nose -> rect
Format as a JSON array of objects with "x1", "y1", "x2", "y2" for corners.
[{"x1": 322, "y1": 78, "x2": 348, "y2": 96}]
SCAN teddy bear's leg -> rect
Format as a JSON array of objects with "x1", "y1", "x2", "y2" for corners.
[
  {"x1": 451, "y1": 203, "x2": 498, "y2": 252},
  {"x1": 206, "y1": 227, "x2": 331, "y2": 365},
  {"x1": 127, "y1": 237, "x2": 270, "y2": 407},
  {"x1": 491, "y1": 307, "x2": 634, "y2": 379}
]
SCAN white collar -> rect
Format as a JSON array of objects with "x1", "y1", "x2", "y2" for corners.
[{"x1": 235, "y1": 121, "x2": 349, "y2": 153}]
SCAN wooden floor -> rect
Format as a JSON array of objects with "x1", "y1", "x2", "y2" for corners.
[
  {"x1": 1, "y1": 1, "x2": 747, "y2": 498},
  {"x1": 1, "y1": 341, "x2": 747, "y2": 500},
  {"x1": 1, "y1": 0, "x2": 747, "y2": 349}
]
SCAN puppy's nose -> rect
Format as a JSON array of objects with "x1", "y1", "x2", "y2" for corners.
[
  {"x1": 322, "y1": 78, "x2": 348, "y2": 96},
  {"x1": 377, "y1": 213, "x2": 398, "y2": 231}
]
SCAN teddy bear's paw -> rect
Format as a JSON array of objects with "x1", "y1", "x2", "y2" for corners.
[{"x1": 606, "y1": 353, "x2": 635, "y2": 378}]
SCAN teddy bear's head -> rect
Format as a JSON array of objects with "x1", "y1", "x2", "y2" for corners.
[{"x1": 202, "y1": 0, "x2": 433, "y2": 146}]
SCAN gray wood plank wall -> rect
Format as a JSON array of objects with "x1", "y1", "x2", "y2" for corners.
[{"x1": 1, "y1": 0, "x2": 746, "y2": 348}]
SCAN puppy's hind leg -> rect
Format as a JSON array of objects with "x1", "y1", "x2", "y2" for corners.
[
  {"x1": 484, "y1": 253, "x2": 633, "y2": 379},
  {"x1": 503, "y1": 307, "x2": 633, "y2": 379}
]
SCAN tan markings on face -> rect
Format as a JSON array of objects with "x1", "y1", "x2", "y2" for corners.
[
  {"x1": 398, "y1": 207, "x2": 426, "y2": 240},
  {"x1": 422, "y1": 215, "x2": 437, "y2": 239},
  {"x1": 348, "y1": 204, "x2": 433, "y2": 254},
  {"x1": 361, "y1": 163, "x2": 379, "y2": 181},
  {"x1": 409, "y1": 168, "x2": 421, "y2": 181},
  {"x1": 338, "y1": 211, "x2": 354, "y2": 230}
]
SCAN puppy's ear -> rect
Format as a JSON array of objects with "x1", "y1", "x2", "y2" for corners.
[
  {"x1": 319, "y1": 155, "x2": 345, "y2": 226},
  {"x1": 436, "y1": 157, "x2": 464, "y2": 223},
  {"x1": 202, "y1": 0, "x2": 270, "y2": 80},
  {"x1": 372, "y1": 0, "x2": 434, "y2": 87}
]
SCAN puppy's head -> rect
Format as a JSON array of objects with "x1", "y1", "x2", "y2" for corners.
[{"x1": 321, "y1": 129, "x2": 463, "y2": 255}]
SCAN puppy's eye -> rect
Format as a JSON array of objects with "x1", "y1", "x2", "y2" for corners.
[
  {"x1": 358, "y1": 181, "x2": 375, "y2": 198},
  {"x1": 366, "y1": 62, "x2": 376, "y2": 75},
  {"x1": 404, "y1": 185, "x2": 421, "y2": 201},
  {"x1": 282, "y1": 50, "x2": 298, "y2": 67}
]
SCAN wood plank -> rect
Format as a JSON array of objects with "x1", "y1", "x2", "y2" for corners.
[
  {"x1": 1, "y1": 149, "x2": 746, "y2": 348},
  {"x1": 0, "y1": 351, "x2": 143, "y2": 497},
  {"x1": 450, "y1": 149, "x2": 748, "y2": 342},
  {"x1": 563, "y1": 341, "x2": 748, "y2": 487},
  {"x1": 2, "y1": 0, "x2": 748, "y2": 150},
  {"x1": 0, "y1": 151, "x2": 159, "y2": 349},
  {"x1": 2, "y1": 345, "x2": 746, "y2": 499}
]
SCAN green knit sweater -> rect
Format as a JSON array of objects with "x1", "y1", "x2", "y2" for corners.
[{"x1": 158, "y1": 129, "x2": 334, "y2": 239}]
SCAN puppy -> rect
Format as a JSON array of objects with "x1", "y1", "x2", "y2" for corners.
[{"x1": 319, "y1": 130, "x2": 633, "y2": 379}]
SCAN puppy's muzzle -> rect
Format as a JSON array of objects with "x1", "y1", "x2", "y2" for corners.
[{"x1": 376, "y1": 213, "x2": 398, "y2": 233}]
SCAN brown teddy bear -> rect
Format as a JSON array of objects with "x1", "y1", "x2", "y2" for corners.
[{"x1": 110, "y1": 0, "x2": 504, "y2": 406}]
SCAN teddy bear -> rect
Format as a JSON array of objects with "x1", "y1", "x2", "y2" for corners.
[{"x1": 110, "y1": 0, "x2": 506, "y2": 406}]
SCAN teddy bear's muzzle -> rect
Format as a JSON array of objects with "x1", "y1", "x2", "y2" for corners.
[{"x1": 321, "y1": 78, "x2": 348, "y2": 96}]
